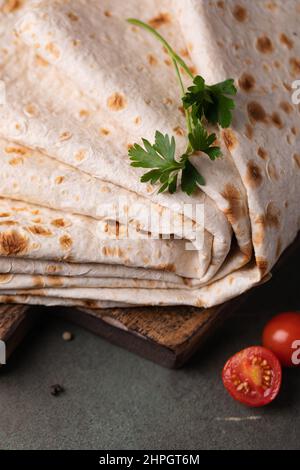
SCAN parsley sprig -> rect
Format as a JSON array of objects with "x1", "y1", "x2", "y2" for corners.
[{"x1": 127, "y1": 18, "x2": 237, "y2": 195}]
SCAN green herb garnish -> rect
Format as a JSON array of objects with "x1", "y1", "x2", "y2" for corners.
[{"x1": 127, "y1": 18, "x2": 237, "y2": 195}]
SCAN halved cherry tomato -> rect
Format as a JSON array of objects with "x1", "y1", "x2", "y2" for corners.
[
  {"x1": 222, "y1": 346, "x2": 282, "y2": 407},
  {"x1": 263, "y1": 312, "x2": 300, "y2": 367}
]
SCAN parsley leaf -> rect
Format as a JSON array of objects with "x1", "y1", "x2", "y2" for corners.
[
  {"x1": 181, "y1": 159, "x2": 205, "y2": 195},
  {"x1": 126, "y1": 19, "x2": 237, "y2": 195},
  {"x1": 129, "y1": 131, "x2": 182, "y2": 194},
  {"x1": 129, "y1": 132, "x2": 177, "y2": 169},
  {"x1": 129, "y1": 131, "x2": 205, "y2": 194},
  {"x1": 182, "y1": 75, "x2": 208, "y2": 110},
  {"x1": 183, "y1": 78, "x2": 237, "y2": 128},
  {"x1": 188, "y1": 122, "x2": 222, "y2": 161}
]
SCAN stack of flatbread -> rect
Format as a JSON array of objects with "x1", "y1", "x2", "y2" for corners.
[{"x1": 0, "y1": 0, "x2": 299, "y2": 310}]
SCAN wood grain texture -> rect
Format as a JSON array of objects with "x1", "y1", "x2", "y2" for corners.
[
  {"x1": 0, "y1": 305, "x2": 36, "y2": 361},
  {"x1": 80, "y1": 306, "x2": 222, "y2": 349},
  {"x1": 0, "y1": 305, "x2": 28, "y2": 340},
  {"x1": 2, "y1": 233, "x2": 300, "y2": 367},
  {"x1": 59, "y1": 233, "x2": 300, "y2": 368},
  {"x1": 58, "y1": 298, "x2": 243, "y2": 368}
]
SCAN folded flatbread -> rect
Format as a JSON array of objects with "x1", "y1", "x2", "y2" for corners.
[{"x1": 0, "y1": 0, "x2": 299, "y2": 309}]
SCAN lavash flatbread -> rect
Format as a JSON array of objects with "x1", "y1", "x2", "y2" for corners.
[
  {"x1": 0, "y1": 293, "x2": 133, "y2": 309},
  {"x1": 0, "y1": 196, "x2": 252, "y2": 306},
  {"x1": 0, "y1": 0, "x2": 299, "y2": 309}
]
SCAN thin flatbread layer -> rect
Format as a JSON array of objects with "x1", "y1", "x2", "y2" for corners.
[
  {"x1": 0, "y1": 0, "x2": 299, "y2": 309},
  {"x1": 1, "y1": 0, "x2": 250, "y2": 256},
  {"x1": 0, "y1": 196, "x2": 251, "y2": 307}
]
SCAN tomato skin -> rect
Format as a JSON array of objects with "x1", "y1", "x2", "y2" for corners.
[
  {"x1": 222, "y1": 346, "x2": 282, "y2": 407},
  {"x1": 263, "y1": 312, "x2": 300, "y2": 367}
]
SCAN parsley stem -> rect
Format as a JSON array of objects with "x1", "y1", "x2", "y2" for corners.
[
  {"x1": 127, "y1": 19, "x2": 235, "y2": 195},
  {"x1": 172, "y1": 58, "x2": 193, "y2": 139},
  {"x1": 127, "y1": 18, "x2": 194, "y2": 153},
  {"x1": 127, "y1": 19, "x2": 194, "y2": 79}
]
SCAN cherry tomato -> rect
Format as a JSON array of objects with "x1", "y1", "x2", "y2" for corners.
[
  {"x1": 222, "y1": 346, "x2": 282, "y2": 407},
  {"x1": 263, "y1": 312, "x2": 300, "y2": 367}
]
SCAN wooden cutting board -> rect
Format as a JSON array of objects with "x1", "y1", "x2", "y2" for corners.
[
  {"x1": 0, "y1": 300, "x2": 239, "y2": 368},
  {"x1": 0, "y1": 305, "x2": 37, "y2": 363},
  {"x1": 56, "y1": 233, "x2": 300, "y2": 368},
  {"x1": 2, "y1": 232, "x2": 300, "y2": 368},
  {"x1": 57, "y1": 297, "x2": 245, "y2": 368}
]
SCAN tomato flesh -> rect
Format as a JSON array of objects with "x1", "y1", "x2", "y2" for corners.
[
  {"x1": 222, "y1": 346, "x2": 282, "y2": 407},
  {"x1": 263, "y1": 312, "x2": 300, "y2": 367}
]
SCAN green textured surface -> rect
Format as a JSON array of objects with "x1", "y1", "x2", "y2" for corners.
[{"x1": 0, "y1": 250, "x2": 300, "y2": 450}]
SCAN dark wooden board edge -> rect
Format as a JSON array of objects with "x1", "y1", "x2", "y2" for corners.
[
  {"x1": 0, "y1": 305, "x2": 37, "y2": 363},
  {"x1": 169, "y1": 294, "x2": 249, "y2": 367},
  {"x1": 56, "y1": 232, "x2": 300, "y2": 368},
  {"x1": 57, "y1": 293, "x2": 246, "y2": 369},
  {"x1": 1, "y1": 232, "x2": 299, "y2": 368},
  {"x1": 56, "y1": 307, "x2": 180, "y2": 368}
]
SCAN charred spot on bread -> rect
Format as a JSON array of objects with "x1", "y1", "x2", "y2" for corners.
[{"x1": 0, "y1": 230, "x2": 28, "y2": 256}]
